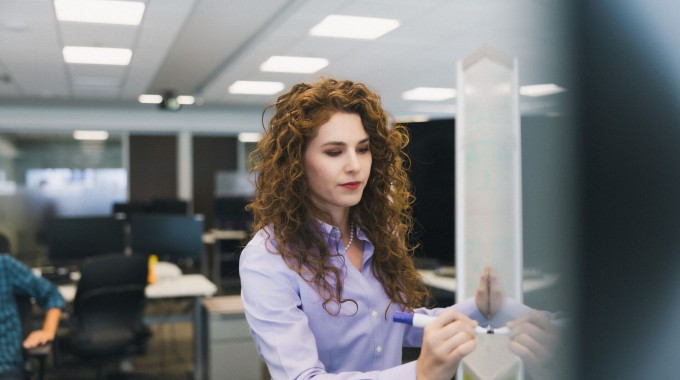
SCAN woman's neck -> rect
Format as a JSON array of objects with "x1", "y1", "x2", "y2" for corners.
[{"x1": 311, "y1": 209, "x2": 351, "y2": 234}]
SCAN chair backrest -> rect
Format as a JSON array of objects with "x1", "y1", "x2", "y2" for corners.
[
  {"x1": 74, "y1": 255, "x2": 148, "y2": 332},
  {"x1": 0, "y1": 231, "x2": 11, "y2": 253}
]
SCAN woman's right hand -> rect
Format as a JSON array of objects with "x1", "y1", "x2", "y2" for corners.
[{"x1": 416, "y1": 308, "x2": 478, "y2": 380}]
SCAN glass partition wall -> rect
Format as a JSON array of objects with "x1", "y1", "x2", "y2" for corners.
[{"x1": 0, "y1": 132, "x2": 125, "y2": 264}]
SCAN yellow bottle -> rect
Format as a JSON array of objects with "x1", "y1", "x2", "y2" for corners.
[{"x1": 148, "y1": 254, "x2": 158, "y2": 284}]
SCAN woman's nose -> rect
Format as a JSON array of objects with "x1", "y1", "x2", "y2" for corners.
[{"x1": 345, "y1": 151, "x2": 360, "y2": 171}]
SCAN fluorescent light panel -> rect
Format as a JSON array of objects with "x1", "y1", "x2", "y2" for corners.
[
  {"x1": 260, "y1": 56, "x2": 329, "y2": 73},
  {"x1": 138, "y1": 94, "x2": 163, "y2": 104},
  {"x1": 55, "y1": 0, "x2": 145, "y2": 25},
  {"x1": 238, "y1": 133, "x2": 263, "y2": 143},
  {"x1": 138, "y1": 94, "x2": 195, "y2": 105},
  {"x1": 176, "y1": 96, "x2": 195, "y2": 105},
  {"x1": 402, "y1": 87, "x2": 456, "y2": 101},
  {"x1": 229, "y1": 81, "x2": 284, "y2": 95},
  {"x1": 73, "y1": 130, "x2": 109, "y2": 141},
  {"x1": 63, "y1": 46, "x2": 132, "y2": 65},
  {"x1": 520, "y1": 84, "x2": 566, "y2": 97},
  {"x1": 310, "y1": 15, "x2": 400, "y2": 40}
]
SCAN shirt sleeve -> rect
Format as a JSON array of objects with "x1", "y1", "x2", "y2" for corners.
[
  {"x1": 6, "y1": 255, "x2": 65, "y2": 310},
  {"x1": 239, "y1": 235, "x2": 417, "y2": 380}
]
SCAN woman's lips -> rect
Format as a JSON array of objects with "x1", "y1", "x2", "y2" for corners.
[{"x1": 341, "y1": 181, "x2": 360, "y2": 190}]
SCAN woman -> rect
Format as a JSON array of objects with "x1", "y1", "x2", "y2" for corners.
[{"x1": 240, "y1": 77, "x2": 505, "y2": 379}]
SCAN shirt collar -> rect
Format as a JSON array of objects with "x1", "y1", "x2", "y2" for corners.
[
  {"x1": 315, "y1": 218, "x2": 371, "y2": 254},
  {"x1": 314, "y1": 218, "x2": 367, "y2": 240}
]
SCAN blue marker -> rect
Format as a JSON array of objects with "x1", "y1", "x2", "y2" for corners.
[{"x1": 393, "y1": 311, "x2": 509, "y2": 334}]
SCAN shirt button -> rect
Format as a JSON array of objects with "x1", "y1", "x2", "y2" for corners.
[
  {"x1": 371, "y1": 310, "x2": 378, "y2": 317},
  {"x1": 376, "y1": 345, "x2": 382, "y2": 353}
]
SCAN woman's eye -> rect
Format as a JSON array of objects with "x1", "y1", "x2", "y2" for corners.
[
  {"x1": 325, "y1": 151, "x2": 341, "y2": 157},
  {"x1": 357, "y1": 146, "x2": 370, "y2": 154}
]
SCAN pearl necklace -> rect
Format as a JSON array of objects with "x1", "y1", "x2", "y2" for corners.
[{"x1": 344, "y1": 222, "x2": 354, "y2": 252}]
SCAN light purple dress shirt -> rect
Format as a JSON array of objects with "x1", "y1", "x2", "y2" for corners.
[{"x1": 239, "y1": 221, "x2": 529, "y2": 379}]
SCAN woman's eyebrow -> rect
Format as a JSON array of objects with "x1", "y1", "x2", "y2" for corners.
[
  {"x1": 320, "y1": 137, "x2": 369, "y2": 147},
  {"x1": 320, "y1": 141, "x2": 346, "y2": 147}
]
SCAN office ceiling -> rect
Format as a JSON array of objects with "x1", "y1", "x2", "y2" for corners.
[{"x1": 0, "y1": 0, "x2": 572, "y2": 132}]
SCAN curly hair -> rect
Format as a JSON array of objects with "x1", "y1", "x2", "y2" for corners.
[{"x1": 248, "y1": 77, "x2": 430, "y2": 314}]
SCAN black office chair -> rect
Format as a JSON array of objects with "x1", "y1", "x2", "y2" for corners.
[
  {"x1": 0, "y1": 231, "x2": 11, "y2": 253},
  {"x1": 57, "y1": 254, "x2": 152, "y2": 380},
  {"x1": 17, "y1": 295, "x2": 50, "y2": 380}
]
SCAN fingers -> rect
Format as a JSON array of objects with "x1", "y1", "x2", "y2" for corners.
[
  {"x1": 507, "y1": 311, "x2": 559, "y2": 364},
  {"x1": 418, "y1": 309, "x2": 478, "y2": 380},
  {"x1": 22, "y1": 331, "x2": 51, "y2": 349},
  {"x1": 475, "y1": 267, "x2": 490, "y2": 316},
  {"x1": 507, "y1": 311, "x2": 562, "y2": 380},
  {"x1": 475, "y1": 265, "x2": 505, "y2": 318}
]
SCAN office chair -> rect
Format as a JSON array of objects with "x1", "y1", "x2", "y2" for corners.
[
  {"x1": 17, "y1": 295, "x2": 50, "y2": 380},
  {"x1": 57, "y1": 254, "x2": 152, "y2": 380},
  {"x1": 0, "y1": 231, "x2": 10, "y2": 252}
]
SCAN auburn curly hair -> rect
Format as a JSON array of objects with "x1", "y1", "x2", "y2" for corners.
[{"x1": 247, "y1": 77, "x2": 430, "y2": 314}]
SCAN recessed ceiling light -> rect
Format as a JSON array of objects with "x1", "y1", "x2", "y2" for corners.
[
  {"x1": 73, "y1": 130, "x2": 109, "y2": 141},
  {"x1": 309, "y1": 15, "x2": 400, "y2": 40},
  {"x1": 402, "y1": 87, "x2": 456, "y2": 101},
  {"x1": 260, "y1": 56, "x2": 329, "y2": 73},
  {"x1": 54, "y1": 0, "x2": 145, "y2": 25},
  {"x1": 63, "y1": 46, "x2": 132, "y2": 65},
  {"x1": 229, "y1": 81, "x2": 285, "y2": 95},
  {"x1": 138, "y1": 94, "x2": 163, "y2": 104},
  {"x1": 520, "y1": 84, "x2": 566, "y2": 97}
]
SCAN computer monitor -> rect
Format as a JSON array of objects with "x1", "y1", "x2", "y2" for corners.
[
  {"x1": 148, "y1": 198, "x2": 190, "y2": 215},
  {"x1": 129, "y1": 214, "x2": 204, "y2": 263},
  {"x1": 213, "y1": 196, "x2": 252, "y2": 230},
  {"x1": 47, "y1": 216, "x2": 126, "y2": 266},
  {"x1": 112, "y1": 201, "x2": 149, "y2": 219}
]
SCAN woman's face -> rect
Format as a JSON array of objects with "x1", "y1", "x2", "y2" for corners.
[{"x1": 303, "y1": 112, "x2": 372, "y2": 218}]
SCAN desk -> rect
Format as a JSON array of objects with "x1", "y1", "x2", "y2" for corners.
[
  {"x1": 203, "y1": 229, "x2": 248, "y2": 290},
  {"x1": 202, "y1": 296, "x2": 264, "y2": 379},
  {"x1": 58, "y1": 274, "x2": 217, "y2": 380},
  {"x1": 418, "y1": 270, "x2": 560, "y2": 294}
]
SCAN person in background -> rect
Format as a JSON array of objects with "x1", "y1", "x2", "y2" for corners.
[
  {"x1": 239, "y1": 77, "x2": 532, "y2": 380},
  {"x1": 0, "y1": 250, "x2": 65, "y2": 380}
]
